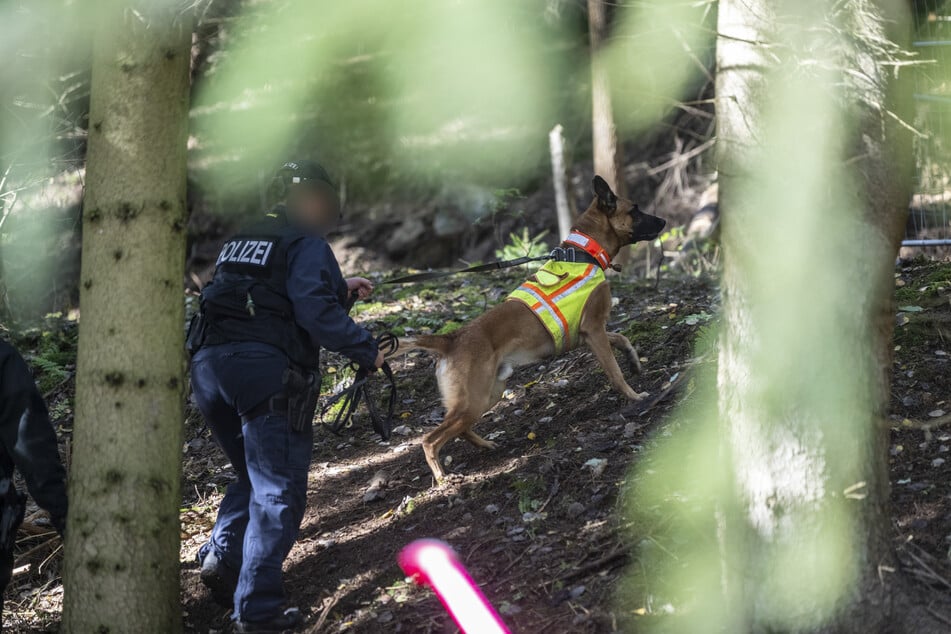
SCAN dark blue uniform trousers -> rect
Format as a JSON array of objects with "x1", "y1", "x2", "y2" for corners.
[{"x1": 191, "y1": 342, "x2": 313, "y2": 622}]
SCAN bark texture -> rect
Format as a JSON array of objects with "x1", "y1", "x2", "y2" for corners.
[
  {"x1": 715, "y1": 0, "x2": 912, "y2": 631},
  {"x1": 588, "y1": 0, "x2": 625, "y2": 198},
  {"x1": 549, "y1": 123, "x2": 576, "y2": 240},
  {"x1": 63, "y1": 2, "x2": 191, "y2": 631},
  {"x1": 588, "y1": 0, "x2": 631, "y2": 265}
]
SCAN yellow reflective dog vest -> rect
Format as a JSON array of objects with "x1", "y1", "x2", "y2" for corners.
[{"x1": 506, "y1": 260, "x2": 606, "y2": 354}]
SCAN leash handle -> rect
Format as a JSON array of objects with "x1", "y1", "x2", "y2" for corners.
[{"x1": 321, "y1": 332, "x2": 399, "y2": 440}]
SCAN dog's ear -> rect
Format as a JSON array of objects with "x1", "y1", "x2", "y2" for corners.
[{"x1": 592, "y1": 175, "x2": 617, "y2": 213}]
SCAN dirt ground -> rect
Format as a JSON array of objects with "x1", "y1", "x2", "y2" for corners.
[{"x1": 5, "y1": 258, "x2": 951, "y2": 632}]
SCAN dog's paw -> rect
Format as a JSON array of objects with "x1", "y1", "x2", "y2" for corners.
[{"x1": 625, "y1": 390, "x2": 649, "y2": 401}]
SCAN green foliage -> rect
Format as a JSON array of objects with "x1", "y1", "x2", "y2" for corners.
[
  {"x1": 494, "y1": 228, "x2": 550, "y2": 261},
  {"x1": 30, "y1": 355, "x2": 69, "y2": 394},
  {"x1": 12, "y1": 319, "x2": 78, "y2": 394},
  {"x1": 511, "y1": 475, "x2": 543, "y2": 514},
  {"x1": 435, "y1": 321, "x2": 462, "y2": 335}
]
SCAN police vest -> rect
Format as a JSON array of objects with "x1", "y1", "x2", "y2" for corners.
[
  {"x1": 506, "y1": 260, "x2": 606, "y2": 354},
  {"x1": 199, "y1": 211, "x2": 318, "y2": 369}
]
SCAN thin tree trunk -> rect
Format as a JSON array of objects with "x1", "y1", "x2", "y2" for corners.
[
  {"x1": 588, "y1": 0, "x2": 624, "y2": 196},
  {"x1": 549, "y1": 124, "x2": 575, "y2": 240},
  {"x1": 63, "y1": 1, "x2": 192, "y2": 631},
  {"x1": 715, "y1": 0, "x2": 912, "y2": 631},
  {"x1": 588, "y1": 0, "x2": 630, "y2": 266}
]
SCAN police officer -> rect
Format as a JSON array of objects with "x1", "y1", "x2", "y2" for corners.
[
  {"x1": 0, "y1": 342, "x2": 68, "y2": 595},
  {"x1": 190, "y1": 160, "x2": 382, "y2": 632}
]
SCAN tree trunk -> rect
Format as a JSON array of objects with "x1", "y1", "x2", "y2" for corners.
[
  {"x1": 587, "y1": 0, "x2": 624, "y2": 196},
  {"x1": 63, "y1": 2, "x2": 191, "y2": 632},
  {"x1": 715, "y1": 0, "x2": 912, "y2": 631},
  {"x1": 549, "y1": 124, "x2": 576, "y2": 240},
  {"x1": 588, "y1": 0, "x2": 630, "y2": 265}
]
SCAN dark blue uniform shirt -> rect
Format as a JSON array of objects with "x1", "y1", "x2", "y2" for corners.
[{"x1": 286, "y1": 236, "x2": 377, "y2": 369}]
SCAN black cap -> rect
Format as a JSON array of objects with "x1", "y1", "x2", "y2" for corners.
[{"x1": 278, "y1": 160, "x2": 335, "y2": 190}]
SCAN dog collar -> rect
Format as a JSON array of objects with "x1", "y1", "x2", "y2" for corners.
[{"x1": 563, "y1": 231, "x2": 612, "y2": 270}]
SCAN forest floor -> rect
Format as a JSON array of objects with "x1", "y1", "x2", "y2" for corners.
[{"x1": 4, "y1": 258, "x2": 951, "y2": 632}]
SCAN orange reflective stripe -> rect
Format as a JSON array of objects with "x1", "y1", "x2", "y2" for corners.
[
  {"x1": 522, "y1": 281, "x2": 572, "y2": 348},
  {"x1": 507, "y1": 259, "x2": 605, "y2": 354}
]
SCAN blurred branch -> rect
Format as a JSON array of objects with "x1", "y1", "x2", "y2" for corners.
[{"x1": 645, "y1": 137, "x2": 715, "y2": 177}]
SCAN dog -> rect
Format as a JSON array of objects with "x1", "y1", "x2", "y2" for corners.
[{"x1": 395, "y1": 176, "x2": 666, "y2": 481}]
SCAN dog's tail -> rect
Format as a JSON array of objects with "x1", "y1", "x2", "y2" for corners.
[{"x1": 391, "y1": 334, "x2": 454, "y2": 357}]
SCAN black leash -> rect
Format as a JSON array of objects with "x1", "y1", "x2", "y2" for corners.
[
  {"x1": 321, "y1": 332, "x2": 399, "y2": 441},
  {"x1": 380, "y1": 246, "x2": 609, "y2": 284}
]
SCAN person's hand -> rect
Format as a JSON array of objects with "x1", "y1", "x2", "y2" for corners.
[
  {"x1": 347, "y1": 277, "x2": 374, "y2": 301},
  {"x1": 374, "y1": 349, "x2": 385, "y2": 369}
]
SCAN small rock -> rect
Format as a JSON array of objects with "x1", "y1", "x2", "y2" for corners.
[
  {"x1": 484, "y1": 504, "x2": 500, "y2": 515},
  {"x1": 570, "y1": 585, "x2": 586, "y2": 599},
  {"x1": 553, "y1": 379, "x2": 569, "y2": 388},
  {"x1": 499, "y1": 602, "x2": 523, "y2": 616},
  {"x1": 391, "y1": 425, "x2": 412, "y2": 436},
  {"x1": 363, "y1": 487, "x2": 386, "y2": 503},
  {"x1": 566, "y1": 502, "x2": 585, "y2": 518},
  {"x1": 522, "y1": 511, "x2": 546, "y2": 523},
  {"x1": 582, "y1": 458, "x2": 608, "y2": 477},
  {"x1": 506, "y1": 526, "x2": 525, "y2": 537},
  {"x1": 623, "y1": 423, "x2": 640, "y2": 438},
  {"x1": 368, "y1": 470, "x2": 389, "y2": 488},
  {"x1": 929, "y1": 409, "x2": 947, "y2": 418},
  {"x1": 363, "y1": 470, "x2": 389, "y2": 503},
  {"x1": 941, "y1": 445, "x2": 949, "y2": 454},
  {"x1": 901, "y1": 395, "x2": 917, "y2": 408},
  {"x1": 933, "y1": 458, "x2": 946, "y2": 468},
  {"x1": 538, "y1": 416, "x2": 553, "y2": 424}
]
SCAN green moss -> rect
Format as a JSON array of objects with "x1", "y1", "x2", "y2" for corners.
[
  {"x1": 894, "y1": 286, "x2": 919, "y2": 304},
  {"x1": 921, "y1": 264, "x2": 951, "y2": 286},
  {"x1": 436, "y1": 321, "x2": 462, "y2": 335},
  {"x1": 625, "y1": 319, "x2": 668, "y2": 347},
  {"x1": 352, "y1": 301, "x2": 386, "y2": 316}
]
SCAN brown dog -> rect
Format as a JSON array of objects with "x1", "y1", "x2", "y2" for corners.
[{"x1": 395, "y1": 176, "x2": 666, "y2": 481}]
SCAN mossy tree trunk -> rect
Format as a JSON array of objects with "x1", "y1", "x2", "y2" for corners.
[
  {"x1": 716, "y1": 0, "x2": 912, "y2": 631},
  {"x1": 63, "y1": 2, "x2": 192, "y2": 631}
]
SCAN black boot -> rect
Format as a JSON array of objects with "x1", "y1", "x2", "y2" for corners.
[
  {"x1": 199, "y1": 550, "x2": 239, "y2": 608},
  {"x1": 235, "y1": 607, "x2": 303, "y2": 633}
]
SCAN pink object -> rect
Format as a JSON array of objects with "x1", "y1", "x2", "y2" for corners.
[{"x1": 399, "y1": 539, "x2": 510, "y2": 634}]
